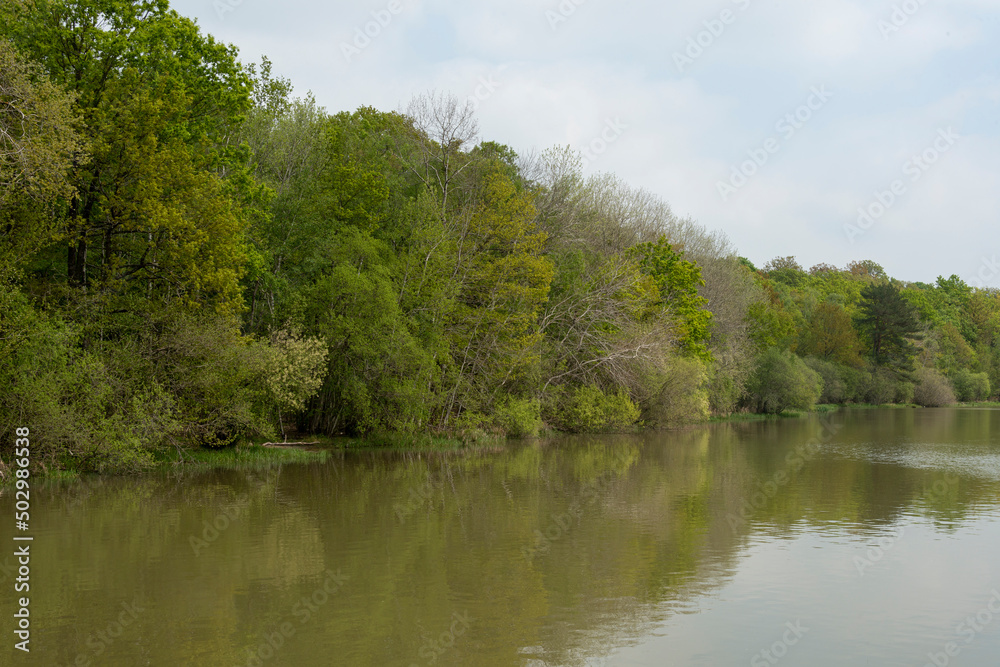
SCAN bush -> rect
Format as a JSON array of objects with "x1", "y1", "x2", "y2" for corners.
[
  {"x1": 492, "y1": 397, "x2": 542, "y2": 437},
  {"x1": 147, "y1": 313, "x2": 278, "y2": 447},
  {"x1": 803, "y1": 357, "x2": 846, "y2": 404},
  {"x1": 0, "y1": 288, "x2": 177, "y2": 472},
  {"x1": 839, "y1": 365, "x2": 869, "y2": 403},
  {"x1": 950, "y1": 369, "x2": 991, "y2": 402},
  {"x1": 0, "y1": 287, "x2": 334, "y2": 474},
  {"x1": 643, "y1": 355, "x2": 710, "y2": 426},
  {"x1": 913, "y1": 367, "x2": 957, "y2": 407},
  {"x1": 547, "y1": 385, "x2": 641, "y2": 433},
  {"x1": 894, "y1": 380, "x2": 915, "y2": 405},
  {"x1": 744, "y1": 349, "x2": 822, "y2": 414},
  {"x1": 861, "y1": 368, "x2": 898, "y2": 405}
]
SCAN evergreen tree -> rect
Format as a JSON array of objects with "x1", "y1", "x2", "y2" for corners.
[{"x1": 855, "y1": 282, "x2": 921, "y2": 374}]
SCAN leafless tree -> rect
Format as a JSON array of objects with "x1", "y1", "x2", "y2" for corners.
[{"x1": 400, "y1": 91, "x2": 480, "y2": 221}]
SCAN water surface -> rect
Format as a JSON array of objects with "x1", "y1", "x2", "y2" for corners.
[{"x1": 2, "y1": 407, "x2": 999, "y2": 666}]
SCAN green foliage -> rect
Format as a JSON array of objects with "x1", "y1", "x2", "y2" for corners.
[
  {"x1": 803, "y1": 357, "x2": 847, "y2": 404},
  {"x1": 798, "y1": 302, "x2": 864, "y2": 367},
  {"x1": 745, "y1": 348, "x2": 822, "y2": 414},
  {"x1": 7, "y1": 0, "x2": 1000, "y2": 474},
  {"x1": 547, "y1": 385, "x2": 641, "y2": 433},
  {"x1": 263, "y1": 329, "x2": 329, "y2": 413},
  {"x1": 442, "y1": 165, "x2": 554, "y2": 423},
  {"x1": 935, "y1": 323, "x2": 978, "y2": 374},
  {"x1": 763, "y1": 256, "x2": 807, "y2": 287},
  {"x1": 746, "y1": 301, "x2": 795, "y2": 351},
  {"x1": 643, "y1": 355, "x2": 711, "y2": 426},
  {"x1": 950, "y1": 369, "x2": 991, "y2": 402},
  {"x1": 0, "y1": 286, "x2": 176, "y2": 472},
  {"x1": 707, "y1": 365, "x2": 742, "y2": 416},
  {"x1": 143, "y1": 312, "x2": 279, "y2": 447},
  {"x1": 301, "y1": 226, "x2": 439, "y2": 435},
  {"x1": 894, "y1": 379, "x2": 915, "y2": 405},
  {"x1": 631, "y1": 236, "x2": 713, "y2": 360},
  {"x1": 3, "y1": 0, "x2": 253, "y2": 310},
  {"x1": 492, "y1": 397, "x2": 543, "y2": 438},
  {"x1": 855, "y1": 282, "x2": 921, "y2": 374},
  {"x1": 860, "y1": 367, "x2": 900, "y2": 405},
  {"x1": 0, "y1": 39, "x2": 84, "y2": 281}
]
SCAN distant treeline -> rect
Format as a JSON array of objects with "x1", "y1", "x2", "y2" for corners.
[{"x1": 1, "y1": 0, "x2": 997, "y2": 472}]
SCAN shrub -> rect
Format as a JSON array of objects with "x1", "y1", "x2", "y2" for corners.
[
  {"x1": 803, "y1": 357, "x2": 846, "y2": 404},
  {"x1": 950, "y1": 369, "x2": 991, "y2": 402},
  {"x1": 839, "y1": 365, "x2": 869, "y2": 403},
  {"x1": 707, "y1": 363, "x2": 744, "y2": 417},
  {"x1": 913, "y1": 367, "x2": 957, "y2": 407},
  {"x1": 264, "y1": 328, "x2": 329, "y2": 414},
  {"x1": 744, "y1": 348, "x2": 822, "y2": 414},
  {"x1": 861, "y1": 368, "x2": 898, "y2": 405},
  {"x1": 492, "y1": 397, "x2": 542, "y2": 437},
  {"x1": 894, "y1": 380, "x2": 915, "y2": 405},
  {"x1": 147, "y1": 313, "x2": 276, "y2": 447},
  {"x1": 642, "y1": 355, "x2": 710, "y2": 426},
  {"x1": 0, "y1": 287, "x2": 177, "y2": 472},
  {"x1": 547, "y1": 385, "x2": 641, "y2": 433}
]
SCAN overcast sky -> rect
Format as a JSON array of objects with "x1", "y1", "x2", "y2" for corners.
[{"x1": 170, "y1": 0, "x2": 1000, "y2": 285}]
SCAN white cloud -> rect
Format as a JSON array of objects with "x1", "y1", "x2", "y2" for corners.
[{"x1": 169, "y1": 0, "x2": 1000, "y2": 282}]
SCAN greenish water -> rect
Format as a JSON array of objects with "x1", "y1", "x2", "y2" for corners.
[{"x1": 2, "y1": 408, "x2": 1000, "y2": 666}]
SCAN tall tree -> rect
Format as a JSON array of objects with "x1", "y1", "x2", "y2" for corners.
[
  {"x1": 0, "y1": 39, "x2": 84, "y2": 281},
  {"x1": 2, "y1": 0, "x2": 253, "y2": 310},
  {"x1": 630, "y1": 235, "x2": 713, "y2": 361},
  {"x1": 798, "y1": 302, "x2": 863, "y2": 367},
  {"x1": 855, "y1": 282, "x2": 921, "y2": 373}
]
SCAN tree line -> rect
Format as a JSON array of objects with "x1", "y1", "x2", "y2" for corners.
[{"x1": 1, "y1": 0, "x2": 997, "y2": 472}]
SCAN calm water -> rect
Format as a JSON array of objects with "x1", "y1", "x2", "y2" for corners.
[{"x1": 2, "y1": 408, "x2": 1000, "y2": 666}]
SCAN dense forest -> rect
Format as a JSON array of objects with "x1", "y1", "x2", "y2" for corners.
[{"x1": 2, "y1": 0, "x2": 999, "y2": 473}]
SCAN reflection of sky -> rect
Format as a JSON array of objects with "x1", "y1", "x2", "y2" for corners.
[{"x1": 608, "y1": 515, "x2": 1000, "y2": 666}]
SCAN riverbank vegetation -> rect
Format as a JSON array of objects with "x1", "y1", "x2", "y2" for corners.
[{"x1": 2, "y1": 0, "x2": 999, "y2": 473}]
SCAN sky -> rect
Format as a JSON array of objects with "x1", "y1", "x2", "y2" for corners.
[{"x1": 169, "y1": 0, "x2": 1000, "y2": 285}]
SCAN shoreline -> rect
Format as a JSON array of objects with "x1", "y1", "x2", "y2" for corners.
[{"x1": 8, "y1": 402, "x2": 999, "y2": 485}]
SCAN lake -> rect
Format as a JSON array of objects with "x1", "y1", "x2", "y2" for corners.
[{"x1": 3, "y1": 407, "x2": 1000, "y2": 666}]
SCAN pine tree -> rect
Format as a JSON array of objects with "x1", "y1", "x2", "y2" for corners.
[{"x1": 855, "y1": 282, "x2": 921, "y2": 374}]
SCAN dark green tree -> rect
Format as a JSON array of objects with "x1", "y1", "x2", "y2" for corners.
[{"x1": 855, "y1": 282, "x2": 921, "y2": 374}]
